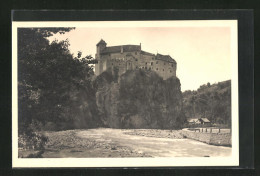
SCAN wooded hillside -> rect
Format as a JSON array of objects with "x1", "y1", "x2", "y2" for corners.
[{"x1": 182, "y1": 80, "x2": 231, "y2": 127}]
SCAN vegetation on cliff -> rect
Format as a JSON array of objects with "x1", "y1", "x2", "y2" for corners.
[
  {"x1": 182, "y1": 80, "x2": 231, "y2": 127},
  {"x1": 94, "y1": 68, "x2": 185, "y2": 129}
]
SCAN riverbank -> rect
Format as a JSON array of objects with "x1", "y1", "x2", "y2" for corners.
[
  {"x1": 19, "y1": 128, "x2": 231, "y2": 158},
  {"x1": 181, "y1": 128, "x2": 231, "y2": 147}
]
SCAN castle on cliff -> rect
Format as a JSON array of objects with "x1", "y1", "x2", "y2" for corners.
[{"x1": 95, "y1": 39, "x2": 177, "y2": 80}]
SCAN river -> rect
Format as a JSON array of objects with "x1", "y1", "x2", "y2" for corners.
[{"x1": 42, "y1": 128, "x2": 231, "y2": 158}]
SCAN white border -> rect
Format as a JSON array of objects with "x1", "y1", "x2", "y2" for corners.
[{"x1": 12, "y1": 20, "x2": 239, "y2": 167}]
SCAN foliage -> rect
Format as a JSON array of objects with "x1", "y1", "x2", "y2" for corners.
[
  {"x1": 119, "y1": 69, "x2": 184, "y2": 129},
  {"x1": 182, "y1": 80, "x2": 231, "y2": 127},
  {"x1": 95, "y1": 69, "x2": 185, "y2": 129},
  {"x1": 18, "y1": 27, "x2": 100, "y2": 138},
  {"x1": 18, "y1": 130, "x2": 48, "y2": 150}
]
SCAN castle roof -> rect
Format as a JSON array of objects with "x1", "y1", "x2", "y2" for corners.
[
  {"x1": 141, "y1": 50, "x2": 155, "y2": 56},
  {"x1": 97, "y1": 40, "x2": 176, "y2": 64},
  {"x1": 156, "y1": 53, "x2": 176, "y2": 63},
  {"x1": 187, "y1": 118, "x2": 199, "y2": 123},
  {"x1": 96, "y1": 39, "x2": 107, "y2": 46},
  {"x1": 200, "y1": 118, "x2": 210, "y2": 123},
  {"x1": 125, "y1": 53, "x2": 134, "y2": 57},
  {"x1": 100, "y1": 45, "x2": 141, "y2": 54}
]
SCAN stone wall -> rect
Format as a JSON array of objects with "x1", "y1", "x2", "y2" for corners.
[
  {"x1": 96, "y1": 50, "x2": 177, "y2": 80},
  {"x1": 181, "y1": 128, "x2": 231, "y2": 146},
  {"x1": 138, "y1": 53, "x2": 176, "y2": 80},
  {"x1": 153, "y1": 59, "x2": 176, "y2": 79}
]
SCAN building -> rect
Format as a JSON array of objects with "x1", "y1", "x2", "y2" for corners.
[
  {"x1": 198, "y1": 118, "x2": 211, "y2": 125},
  {"x1": 94, "y1": 39, "x2": 177, "y2": 80},
  {"x1": 188, "y1": 118, "x2": 201, "y2": 125},
  {"x1": 187, "y1": 118, "x2": 211, "y2": 125}
]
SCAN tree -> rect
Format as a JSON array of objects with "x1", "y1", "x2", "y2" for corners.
[
  {"x1": 18, "y1": 27, "x2": 99, "y2": 134},
  {"x1": 182, "y1": 80, "x2": 231, "y2": 128}
]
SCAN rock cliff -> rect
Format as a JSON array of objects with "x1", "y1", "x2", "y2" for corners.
[{"x1": 94, "y1": 68, "x2": 184, "y2": 129}]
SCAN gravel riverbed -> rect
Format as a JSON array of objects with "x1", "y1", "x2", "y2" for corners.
[{"x1": 19, "y1": 128, "x2": 231, "y2": 158}]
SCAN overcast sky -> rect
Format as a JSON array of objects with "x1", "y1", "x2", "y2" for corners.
[{"x1": 48, "y1": 27, "x2": 231, "y2": 91}]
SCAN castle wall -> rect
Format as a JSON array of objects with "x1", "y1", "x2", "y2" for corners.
[
  {"x1": 154, "y1": 60, "x2": 176, "y2": 79},
  {"x1": 110, "y1": 51, "x2": 140, "y2": 59},
  {"x1": 105, "y1": 51, "x2": 140, "y2": 75},
  {"x1": 96, "y1": 54, "x2": 110, "y2": 75},
  {"x1": 139, "y1": 54, "x2": 154, "y2": 70},
  {"x1": 139, "y1": 54, "x2": 176, "y2": 80},
  {"x1": 107, "y1": 59, "x2": 127, "y2": 75},
  {"x1": 96, "y1": 46, "x2": 177, "y2": 80},
  {"x1": 94, "y1": 62, "x2": 100, "y2": 76}
]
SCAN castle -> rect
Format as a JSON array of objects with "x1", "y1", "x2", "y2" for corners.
[{"x1": 95, "y1": 39, "x2": 177, "y2": 80}]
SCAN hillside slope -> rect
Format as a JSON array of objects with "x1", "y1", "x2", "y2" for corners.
[{"x1": 182, "y1": 80, "x2": 231, "y2": 127}]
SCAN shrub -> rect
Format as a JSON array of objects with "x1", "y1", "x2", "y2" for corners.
[{"x1": 18, "y1": 130, "x2": 48, "y2": 150}]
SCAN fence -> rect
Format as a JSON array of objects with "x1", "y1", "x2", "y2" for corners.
[{"x1": 190, "y1": 128, "x2": 231, "y2": 134}]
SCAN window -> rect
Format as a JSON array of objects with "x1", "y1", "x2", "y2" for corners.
[
  {"x1": 136, "y1": 59, "x2": 138, "y2": 61},
  {"x1": 136, "y1": 66, "x2": 138, "y2": 69},
  {"x1": 164, "y1": 63, "x2": 166, "y2": 65},
  {"x1": 129, "y1": 63, "x2": 131, "y2": 65},
  {"x1": 172, "y1": 64, "x2": 174, "y2": 67},
  {"x1": 163, "y1": 69, "x2": 164, "y2": 71},
  {"x1": 151, "y1": 62, "x2": 153, "y2": 66},
  {"x1": 170, "y1": 70, "x2": 172, "y2": 73},
  {"x1": 145, "y1": 67, "x2": 147, "y2": 70},
  {"x1": 145, "y1": 62, "x2": 147, "y2": 65},
  {"x1": 112, "y1": 63, "x2": 113, "y2": 65},
  {"x1": 135, "y1": 52, "x2": 137, "y2": 55},
  {"x1": 156, "y1": 68, "x2": 158, "y2": 70},
  {"x1": 156, "y1": 61, "x2": 158, "y2": 64}
]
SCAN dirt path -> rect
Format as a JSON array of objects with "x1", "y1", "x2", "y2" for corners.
[{"x1": 42, "y1": 128, "x2": 231, "y2": 158}]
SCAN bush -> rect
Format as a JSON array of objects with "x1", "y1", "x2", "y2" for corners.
[
  {"x1": 44, "y1": 122, "x2": 57, "y2": 131},
  {"x1": 18, "y1": 130, "x2": 48, "y2": 150}
]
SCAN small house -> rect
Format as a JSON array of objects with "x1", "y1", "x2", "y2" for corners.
[
  {"x1": 187, "y1": 118, "x2": 201, "y2": 125},
  {"x1": 198, "y1": 118, "x2": 211, "y2": 125}
]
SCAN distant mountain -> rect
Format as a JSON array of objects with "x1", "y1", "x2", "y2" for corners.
[{"x1": 182, "y1": 80, "x2": 231, "y2": 127}]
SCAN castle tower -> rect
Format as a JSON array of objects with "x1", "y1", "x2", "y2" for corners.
[
  {"x1": 95, "y1": 39, "x2": 107, "y2": 76},
  {"x1": 96, "y1": 39, "x2": 107, "y2": 57}
]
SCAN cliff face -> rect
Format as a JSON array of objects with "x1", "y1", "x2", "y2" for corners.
[
  {"x1": 94, "y1": 69, "x2": 184, "y2": 129},
  {"x1": 95, "y1": 82, "x2": 120, "y2": 128}
]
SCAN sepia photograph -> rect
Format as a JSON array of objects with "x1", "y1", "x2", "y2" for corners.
[{"x1": 12, "y1": 20, "x2": 239, "y2": 167}]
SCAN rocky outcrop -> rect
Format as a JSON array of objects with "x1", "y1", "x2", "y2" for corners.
[
  {"x1": 94, "y1": 69, "x2": 184, "y2": 129},
  {"x1": 96, "y1": 82, "x2": 120, "y2": 128}
]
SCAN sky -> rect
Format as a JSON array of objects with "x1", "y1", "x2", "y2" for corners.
[{"x1": 48, "y1": 26, "x2": 231, "y2": 91}]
